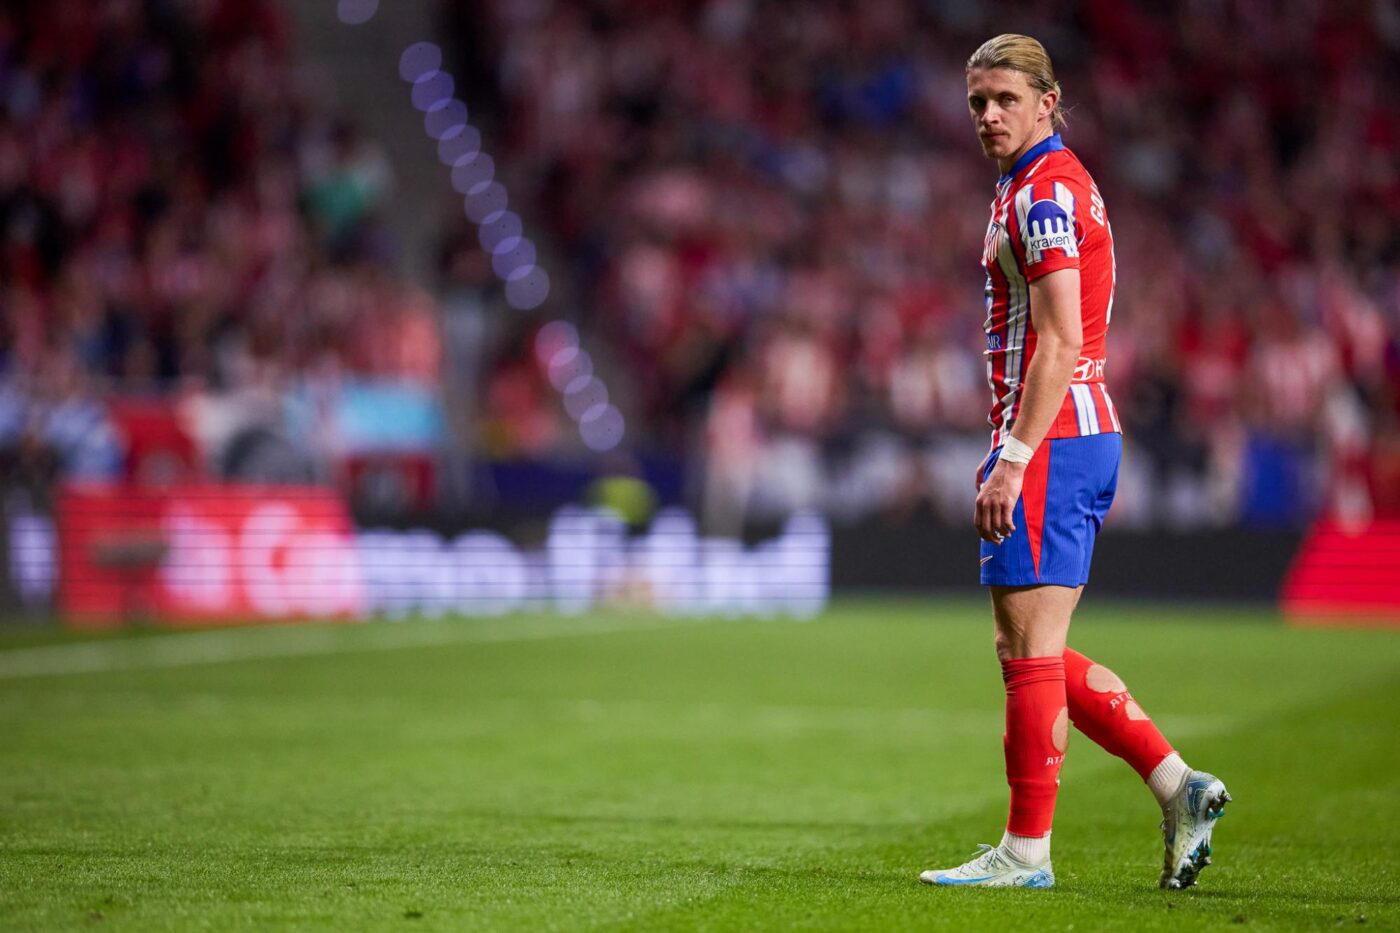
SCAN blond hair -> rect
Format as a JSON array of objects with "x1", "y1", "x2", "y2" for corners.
[{"x1": 966, "y1": 34, "x2": 1065, "y2": 130}]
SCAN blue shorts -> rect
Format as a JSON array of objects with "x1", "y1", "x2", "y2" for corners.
[{"x1": 979, "y1": 433, "x2": 1122, "y2": 588}]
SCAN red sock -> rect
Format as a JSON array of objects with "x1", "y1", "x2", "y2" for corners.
[
  {"x1": 1002, "y1": 656, "x2": 1068, "y2": 837},
  {"x1": 1062, "y1": 648, "x2": 1174, "y2": 780}
]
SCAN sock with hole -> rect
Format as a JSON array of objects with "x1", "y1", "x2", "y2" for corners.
[
  {"x1": 1002, "y1": 656, "x2": 1068, "y2": 839},
  {"x1": 1062, "y1": 647, "x2": 1181, "y2": 801}
]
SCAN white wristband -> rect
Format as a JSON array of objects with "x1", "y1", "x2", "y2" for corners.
[{"x1": 999, "y1": 435, "x2": 1036, "y2": 465}]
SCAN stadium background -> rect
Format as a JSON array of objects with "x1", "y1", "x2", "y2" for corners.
[
  {"x1": 0, "y1": 0, "x2": 1397, "y2": 622},
  {"x1": 2, "y1": 1, "x2": 1400, "y2": 929}
]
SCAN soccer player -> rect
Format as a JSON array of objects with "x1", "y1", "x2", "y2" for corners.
[{"x1": 919, "y1": 35, "x2": 1230, "y2": 890}]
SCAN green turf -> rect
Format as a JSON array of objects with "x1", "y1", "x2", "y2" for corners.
[{"x1": 1, "y1": 599, "x2": 1397, "y2": 931}]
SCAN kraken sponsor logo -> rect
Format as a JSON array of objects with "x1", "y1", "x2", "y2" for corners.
[{"x1": 1025, "y1": 199, "x2": 1078, "y2": 257}]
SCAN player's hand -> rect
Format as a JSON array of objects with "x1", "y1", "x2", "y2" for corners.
[{"x1": 974, "y1": 459, "x2": 1025, "y2": 544}]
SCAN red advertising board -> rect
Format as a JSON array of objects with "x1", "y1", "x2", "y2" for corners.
[
  {"x1": 56, "y1": 484, "x2": 365, "y2": 628},
  {"x1": 1281, "y1": 518, "x2": 1400, "y2": 625}
]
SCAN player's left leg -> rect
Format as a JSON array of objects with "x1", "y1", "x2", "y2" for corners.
[
  {"x1": 1062, "y1": 595, "x2": 1231, "y2": 888},
  {"x1": 1063, "y1": 587, "x2": 1181, "y2": 791},
  {"x1": 1062, "y1": 643, "x2": 1180, "y2": 789},
  {"x1": 920, "y1": 583, "x2": 1075, "y2": 888}
]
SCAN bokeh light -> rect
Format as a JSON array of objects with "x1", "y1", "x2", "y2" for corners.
[
  {"x1": 411, "y1": 72, "x2": 454, "y2": 111},
  {"x1": 505, "y1": 267, "x2": 550, "y2": 310},
  {"x1": 564, "y1": 376, "x2": 609, "y2": 421},
  {"x1": 579, "y1": 404, "x2": 626, "y2": 452},
  {"x1": 463, "y1": 182, "x2": 508, "y2": 223},
  {"x1": 451, "y1": 153, "x2": 496, "y2": 194},
  {"x1": 336, "y1": 0, "x2": 378, "y2": 25},
  {"x1": 491, "y1": 238, "x2": 536, "y2": 279},
  {"x1": 395, "y1": 39, "x2": 582, "y2": 435},
  {"x1": 398, "y1": 42, "x2": 441, "y2": 82},
  {"x1": 438, "y1": 125, "x2": 483, "y2": 166},
  {"x1": 547, "y1": 346, "x2": 592, "y2": 391},
  {"x1": 534, "y1": 320, "x2": 578, "y2": 367},
  {"x1": 479, "y1": 211, "x2": 523, "y2": 254},
  {"x1": 424, "y1": 100, "x2": 468, "y2": 139}
]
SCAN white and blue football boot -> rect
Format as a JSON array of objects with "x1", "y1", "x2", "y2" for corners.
[
  {"x1": 1160, "y1": 770, "x2": 1231, "y2": 889},
  {"x1": 919, "y1": 843, "x2": 1054, "y2": 889}
]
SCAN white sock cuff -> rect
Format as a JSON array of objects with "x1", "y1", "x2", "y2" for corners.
[
  {"x1": 1001, "y1": 829, "x2": 1051, "y2": 865},
  {"x1": 1147, "y1": 752, "x2": 1190, "y2": 807}
]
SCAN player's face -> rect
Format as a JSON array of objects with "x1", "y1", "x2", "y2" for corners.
[{"x1": 966, "y1": 67, "x2": 1051, "y2": 170}]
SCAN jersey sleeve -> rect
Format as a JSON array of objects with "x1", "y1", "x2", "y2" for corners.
[{"x1": 1014, "y1": 179, "x2": 1081, "y2": 281}]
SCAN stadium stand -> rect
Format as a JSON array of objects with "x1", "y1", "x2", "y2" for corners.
[
  {"x1": 460, "y1": 0, "x2": 1400, "y2": 530},
  {"x1": 0, "y1": 0, "x2": 1396, "y2": 534}
]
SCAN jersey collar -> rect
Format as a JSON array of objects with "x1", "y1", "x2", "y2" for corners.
[{"x1": 998, "y1": 133, "x2": 1063, "y2": 186}]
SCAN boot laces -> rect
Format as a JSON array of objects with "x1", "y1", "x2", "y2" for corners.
[{"x1": 970, "y1": 843, "x2": 1013, "y2": 872}]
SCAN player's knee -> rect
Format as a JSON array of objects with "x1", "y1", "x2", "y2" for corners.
[{"x1": 994, "y1": 629, "x2": 1014, "y2": 662}]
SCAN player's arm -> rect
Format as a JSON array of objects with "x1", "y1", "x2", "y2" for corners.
[{"x1": 974, "y1": 268, "x2": 1082, "y2": 543}]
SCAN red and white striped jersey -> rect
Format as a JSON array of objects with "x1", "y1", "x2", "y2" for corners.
[{"x1": 981, "y1": 133, "x2": 1120, "y2": 449}]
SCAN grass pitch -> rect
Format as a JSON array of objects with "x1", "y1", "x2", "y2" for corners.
[{"x1": 1, "y1": 599, "x2": 1397, "y2": 931}]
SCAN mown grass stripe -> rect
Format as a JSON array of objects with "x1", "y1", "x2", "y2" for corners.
[{"x1": 0, "y1": 614, "x2": 721, "y2": 680}]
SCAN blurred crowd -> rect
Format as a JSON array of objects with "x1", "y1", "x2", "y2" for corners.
[
  {"x1": 2, "y1": 0, "x2": 1398, "y2": 532},
  {"x1": 0, "y1": 0, "x2": 440, "y2": 495},
  {"x1": 471, "y1": 0, "x2": 1400, "y2": 529}
]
